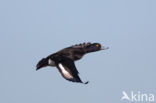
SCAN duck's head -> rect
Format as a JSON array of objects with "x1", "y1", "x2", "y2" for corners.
[
  {"x1": 86, "y1": 43, "x2": 109, "y2": 53},
  {"x1": 36, "y1": 58, "x2": 48, "y2": 70}
]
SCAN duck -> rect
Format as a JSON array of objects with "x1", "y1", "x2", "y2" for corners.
[{"x1": 36, "y1": 42, "x2": 109, "y2": 84}]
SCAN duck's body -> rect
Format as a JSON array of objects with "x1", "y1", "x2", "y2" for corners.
[
  {"x1": 53, "y1": 43, "x2": 91, "y2": 61},
  {"x1": 36, "y1": 42, "x2": 108, "y2": 84}
]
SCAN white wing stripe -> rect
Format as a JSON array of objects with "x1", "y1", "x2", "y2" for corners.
[{"x1": 58, "y1": 63, "x2": 73, "y2": 79}]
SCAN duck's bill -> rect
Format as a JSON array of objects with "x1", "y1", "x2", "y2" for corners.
[{"x1": 101, "y1": 46, "x2": 109, "y2": 50}]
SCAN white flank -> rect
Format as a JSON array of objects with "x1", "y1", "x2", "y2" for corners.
[
  {"x1": 58, "y1": 63, "x2": 73, "y2": 79},
  {"x1": 48, "y1": 59, "x2": 55, "y2": 66}
]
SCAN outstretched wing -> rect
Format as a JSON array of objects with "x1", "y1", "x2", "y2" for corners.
[{"x1": 56, "y1": 57, "x2": 88, "y2": 84}]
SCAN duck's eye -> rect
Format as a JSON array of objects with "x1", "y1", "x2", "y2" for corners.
[{"x1": 96, "y1": 44, "x2": 99, "y2": 47}]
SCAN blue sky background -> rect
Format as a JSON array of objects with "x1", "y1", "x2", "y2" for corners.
[{"x1": 0, "y1": 0, "x2": 156, "y2": 103}]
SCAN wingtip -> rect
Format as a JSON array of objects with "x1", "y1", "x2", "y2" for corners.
[{"x1": 83, "y1": 81, "x2": 89, "y2": 84}]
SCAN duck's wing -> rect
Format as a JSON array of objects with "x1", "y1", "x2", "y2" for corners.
[{"x1": 56, "y1": 56, "x2": 88, "y2": 84}]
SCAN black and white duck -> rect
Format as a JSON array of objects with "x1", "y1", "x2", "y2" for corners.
[{"x1": 36, "y1": 42, "x2": 109, "y2": 84}]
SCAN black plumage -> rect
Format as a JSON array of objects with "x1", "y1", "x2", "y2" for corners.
[{"x1": 36, "y1": 42, "x2": 108, "y2": 84}]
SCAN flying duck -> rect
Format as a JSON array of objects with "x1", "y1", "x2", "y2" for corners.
[{"x1": 36, "y1": 42, "x2": 109, "y2": 84}]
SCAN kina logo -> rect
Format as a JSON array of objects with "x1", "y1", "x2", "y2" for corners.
[{"x1": 121, "y1": 91, "x2": 154, "y2": 102}]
